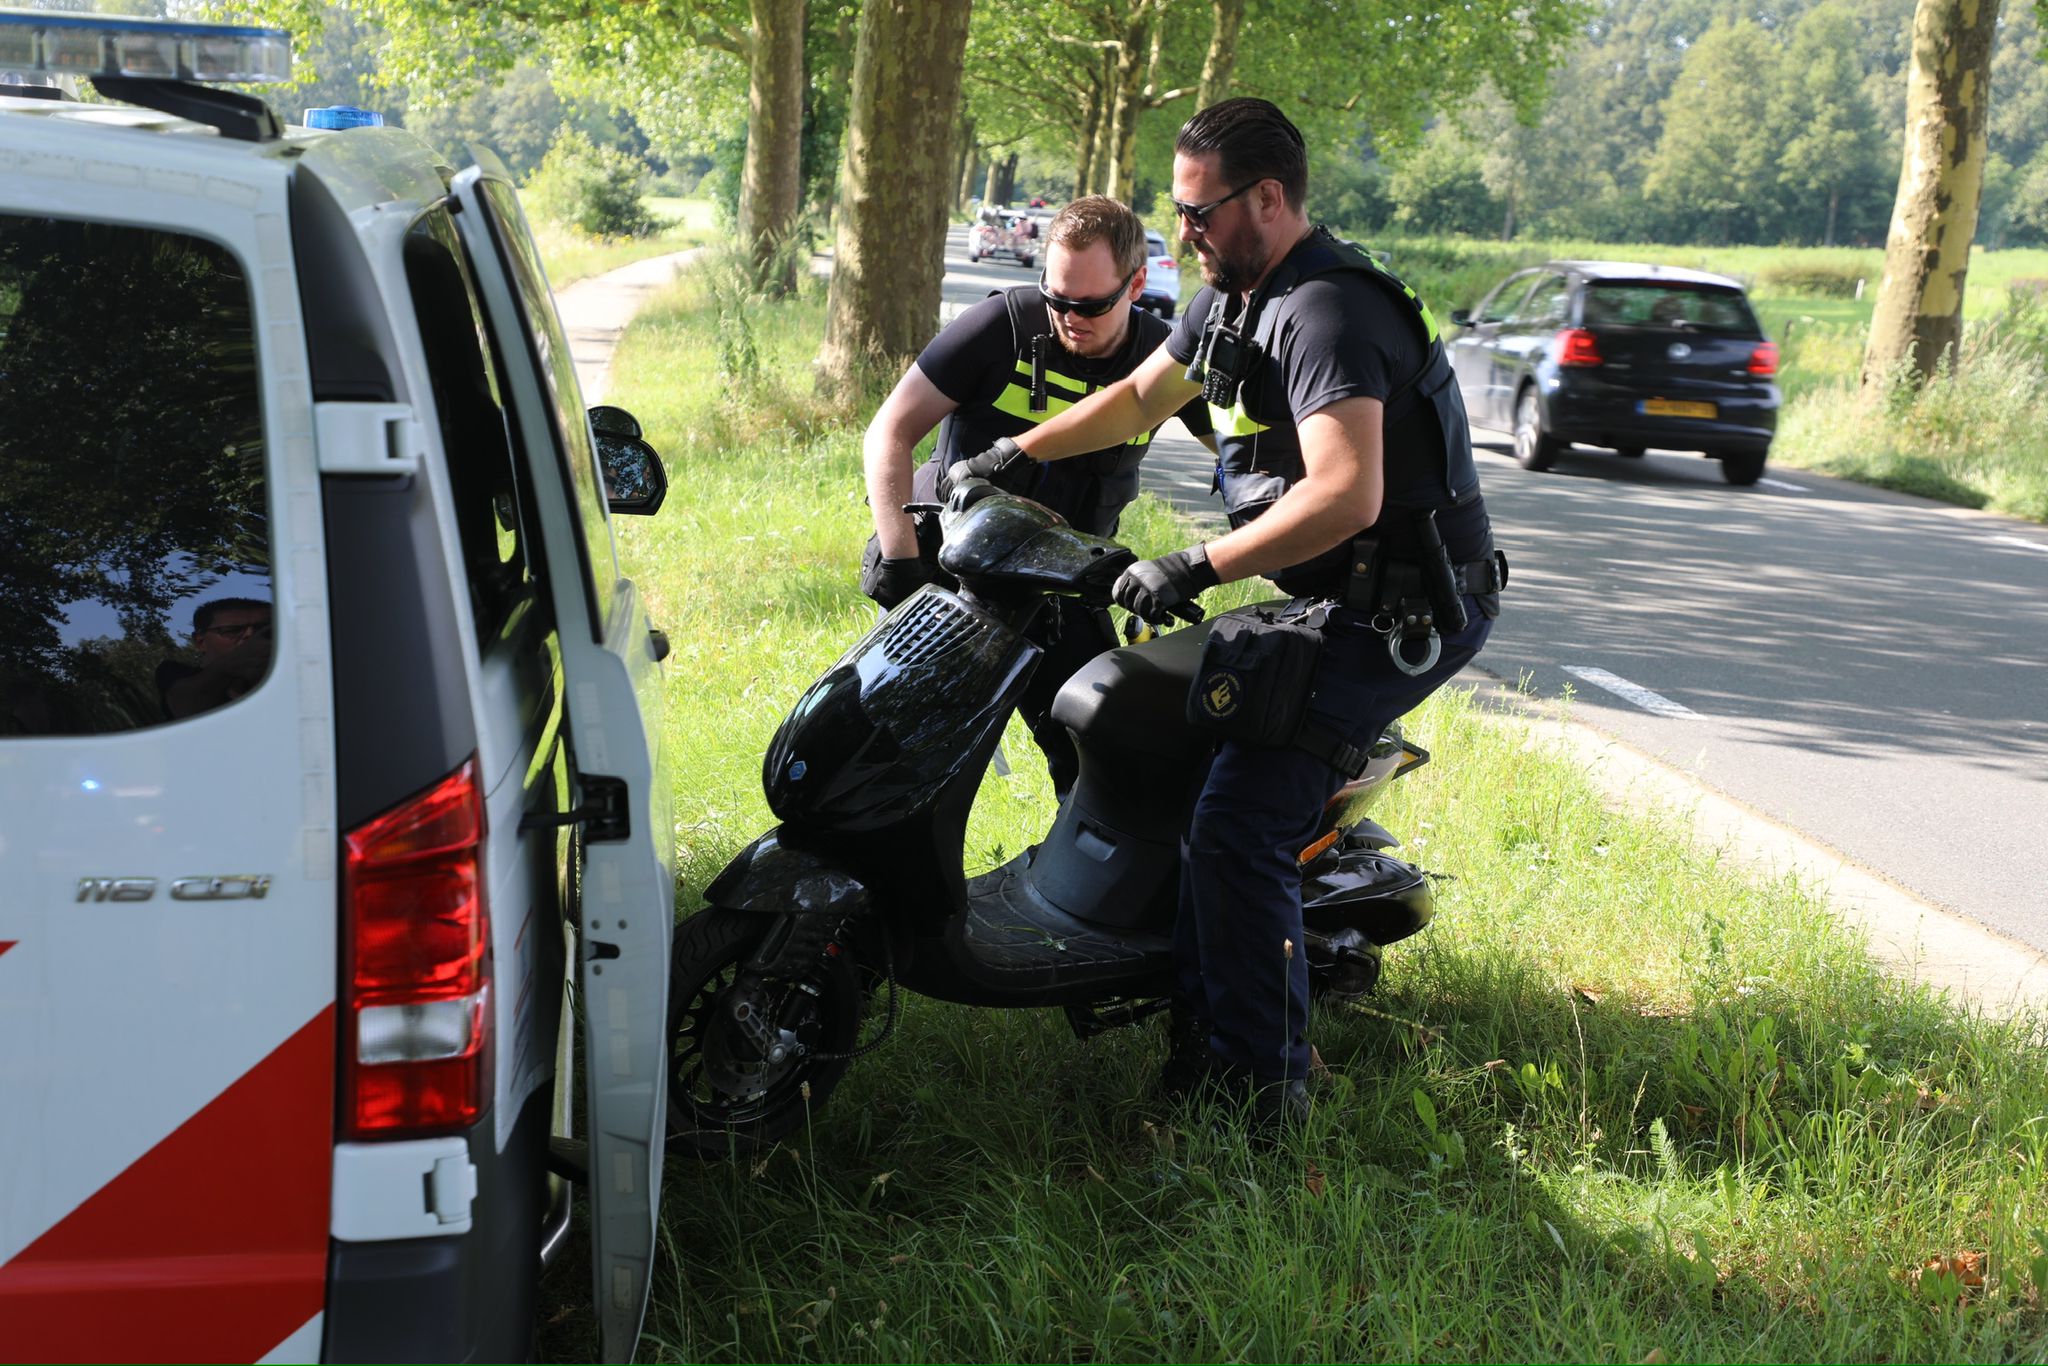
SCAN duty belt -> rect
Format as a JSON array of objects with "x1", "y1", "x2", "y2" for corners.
[{"x1": 1344, "y1": 514, "x2": 1509, "y2": 677}]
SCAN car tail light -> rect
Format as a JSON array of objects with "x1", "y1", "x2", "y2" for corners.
[
  {"x1": 1556, "y1": 328, "x2": 1602, "y2": 367},
  {"x1": 342, "y1": 757, "x2": 488, "y2": 1139},
  {"x1": 1748, "y1": 341, "x2": 1779, "y2": 376}
]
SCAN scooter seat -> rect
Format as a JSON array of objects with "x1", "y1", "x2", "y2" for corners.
[{"x1": 1051, "y1": 602, "x2": 1290, "y2": 763}]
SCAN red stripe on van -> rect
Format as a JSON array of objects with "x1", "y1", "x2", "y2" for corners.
[
  {"x1": 0, "y1": 1005, "x2": 335, "y2": 1363},
  {"x1": 0, "y1": 941, "x2": 14, "y2": 958}
]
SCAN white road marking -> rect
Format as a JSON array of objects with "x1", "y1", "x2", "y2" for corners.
[
  {"x1": 1989, "y1": 534, "x2": 2048, "y2": 557},
  {"x1": 1562, "y1": 665, "x2": 1703, "y2": 719},
  {"x1": 1758, "y1": 477, "x2": 1809, "y2": 492}
]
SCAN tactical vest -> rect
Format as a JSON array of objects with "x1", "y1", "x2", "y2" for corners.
[
  {"x1": 1203, "y1": 230, "x2": 1479, "y2": 545},
  {"x1": 935, "y1": 287, "x2": 1164, "y2": 536}
]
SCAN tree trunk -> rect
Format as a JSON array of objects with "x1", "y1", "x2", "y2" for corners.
[
  {"x1": 958, "y1": 139, "x2": 980, "y2": 210},
  {"x1": 1500, "y1": 188, "x2": 1516, "y2": 242},
  {"x1": 1860, "y1": 0, "x2": 2002, "y2": 389},
  {"x1": 1104, "y1": 9, "x2": 1156, "y2": 202},
  {"x1": 954, "y1": 111, "x2": 976, "y2": 209},
  {"x1": 996, "y1": 153, "x2": 1018, "y2": 206},
  {"x1": 1088, "y1": 53, "x2": 1115, "y2": 193},
  {"x1": 1824, "y1": 185, "x2": 1840, "y2": 248},
  {"x1": 820, "y1": 0, "x2": 974, "y2": 393},
  {"x1": 1194, "y1": 0, "x2": 1246, "y2": 110},
  {"x1": 738, "y1": 0, "x2": 806, "y2": 295},
  {"x1": 1075, "y1": 77, "x2": 1104, "y2": 197}
]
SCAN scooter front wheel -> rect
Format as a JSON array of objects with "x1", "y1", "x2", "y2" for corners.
[{"x1": 666, "y1": 908, "x2": 864, "y2": 1158}]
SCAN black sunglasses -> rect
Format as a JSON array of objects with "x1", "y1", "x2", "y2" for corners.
[
  {"x1": 1169, "y1": 180, "x2": 1262, "y2": 233},
  {"x1": 1039, "y1": 266, "x2": 1137, "y2": 318}
]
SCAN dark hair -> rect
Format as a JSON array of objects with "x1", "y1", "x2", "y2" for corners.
[
  {"x1": 1175, "y1": 98, "x2": 1308, "y2": 210},
  {"x1": 1047, "y1": 195, "x2": 1147, "y2": 274},
  {"x1": 192, "y1": 596, "x2": 270, "y2": 633}
]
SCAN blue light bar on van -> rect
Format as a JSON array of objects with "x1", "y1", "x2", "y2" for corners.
[
  {"x1": 0, "y1": 9, "x2": 291, "y2": 84},
  {"x1": 303, "y1": 104, "x2": 383, "y2": 130}
]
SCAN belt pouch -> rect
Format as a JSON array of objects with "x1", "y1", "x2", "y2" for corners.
[{"x1": 1186, "y1": 612, "x2": 1323, "y2": 747}]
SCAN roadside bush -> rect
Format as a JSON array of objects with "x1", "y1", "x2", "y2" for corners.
[
  {"x1": 1754, "y1": 261, "x2": 1869, "y2": 298},
  {"x1": 523, "y1": 129, "x2": 656, "y2": 238},
  {"x1": 1774, "y1": 310, "x2": 2048, "y2": 520}
]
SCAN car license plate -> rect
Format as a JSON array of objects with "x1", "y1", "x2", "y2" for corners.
[{"x1": 1640, "y1": 398, "x2": 1717, "y2": 418}]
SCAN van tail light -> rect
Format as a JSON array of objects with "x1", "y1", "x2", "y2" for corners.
[
  {"x1": 342, "y1": 757, "x2": 488, "y2": 1139},
  {"x1": 1556, "y1": 328, "x2": 1603, "y2": 367},
  {"x1": 1748, "y1": 341, "x2": 1779, "y2": 376}
]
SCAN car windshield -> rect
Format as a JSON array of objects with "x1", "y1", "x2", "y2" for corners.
[{"x1": 1583, "y1": 282, "x2": 1759, "y2": 335}]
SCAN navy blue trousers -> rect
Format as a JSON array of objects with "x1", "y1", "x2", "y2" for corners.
[{"x1": 1172, "y1": 598, "x2": 1493, "y2": 1085}]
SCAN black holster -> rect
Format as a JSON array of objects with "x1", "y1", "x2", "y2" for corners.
[
  {"x1": 1187, "y1": 611, "x2": 1322, "y2": 749},
  {"x1": 1185, "y1": 608, "x2": 1382, "y2": 778}
]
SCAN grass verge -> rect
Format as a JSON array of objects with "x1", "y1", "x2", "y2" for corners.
[
  {"x1": 544, "y1": 270, "x2": 2048, "y2": 1362},
  {"x1": 534, "y1": 196, "x2": 721, "y2": 288}
]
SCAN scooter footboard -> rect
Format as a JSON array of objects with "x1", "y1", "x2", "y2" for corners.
[{"x1": 1302, "y1": 847, "x2": 1433, "y2": 947}]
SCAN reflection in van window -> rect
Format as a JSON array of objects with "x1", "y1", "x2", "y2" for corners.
[{"x1": 0, "y1": 216, "x2": 270, "y2": 736}]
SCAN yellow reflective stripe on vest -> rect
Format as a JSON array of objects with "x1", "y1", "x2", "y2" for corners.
[
  {"x1": 1012, "y1": 356, "x2": 1095, "y2": 397},
  {"x1": 991, "y1": 382, "x2": 1073, "y2": 422},
  {"x1": 1208, "y1": 400, "x2": 1270, "y2": 438},
  {"x1": 1369, "y1": 256, "x2": 1441, "y2": 343}
]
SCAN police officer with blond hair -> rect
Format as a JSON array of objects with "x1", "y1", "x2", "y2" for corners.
[{"x1": 860, "y1": 195, "x2": 1213, "y2": 795}]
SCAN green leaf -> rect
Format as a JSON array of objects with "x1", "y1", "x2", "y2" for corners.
[{"x1": 1412, "y1": 1088, "x2": 1439, "y2": 1136}]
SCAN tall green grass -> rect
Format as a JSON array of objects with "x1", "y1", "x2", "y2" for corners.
[{"x1": 536, "y1": 269, "x2": 2048, "y2": 1362}]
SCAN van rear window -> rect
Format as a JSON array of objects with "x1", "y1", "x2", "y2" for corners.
[
  {"x1": 0, "y1": 216, "x2": 270, "y2": 737},
  {"x1": 1582, "y1": 282, "x2": 1760, "y2": 335}
]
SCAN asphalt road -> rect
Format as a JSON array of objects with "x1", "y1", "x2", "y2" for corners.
[
  {"x1": 933, "y1": 233, "x2": 2048, "y2": 955},
  {"x1": 1456, "y1": 436, "x2": 2048, "y2": 953}
]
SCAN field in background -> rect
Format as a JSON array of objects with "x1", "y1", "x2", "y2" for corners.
[
  {"x1": 534, "y1": 195, "x2": 720, "y2": 287},
  {"x1": 532, "y1": 261, "x2": 2048, "y2": 1363}
]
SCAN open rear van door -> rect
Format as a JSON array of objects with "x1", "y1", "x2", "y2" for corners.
[{"x1": 448, "y1": 153, "x2": 675, "y2": 1363}]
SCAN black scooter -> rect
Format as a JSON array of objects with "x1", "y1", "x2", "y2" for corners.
[{"x1": 667, "y1": 481, "x2": 1439, "y2": 1154}]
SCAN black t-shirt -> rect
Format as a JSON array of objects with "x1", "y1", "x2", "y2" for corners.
[
  {"x1": 917, "y1": 293, "x2": 1212, "y2": 444},
  {"x1": 912, "y1": 291, "x2": 1210, "y2": 535},
  {"x1": 1167, "y1": 237, "x2": 1491, "y2": 581}
]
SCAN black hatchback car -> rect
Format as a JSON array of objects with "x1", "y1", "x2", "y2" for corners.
[{"x1": 1445, "y1": 261, "x2": 1781, "y2": 485}]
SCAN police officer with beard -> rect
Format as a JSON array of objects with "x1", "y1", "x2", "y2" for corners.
[
  {"x1": 861, "y1": 195, "x2": 1213, "y2": 796},
  {"x1": 950, "y1": 100, "x2": 1505, "y2": 1128}
]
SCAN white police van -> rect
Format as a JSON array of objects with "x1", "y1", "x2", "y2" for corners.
[{"x1": 0, "y1": 12, "x2": 674, "y2": 1362}]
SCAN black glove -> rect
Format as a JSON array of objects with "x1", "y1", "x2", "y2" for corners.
[
  {"x1": 938, "y1": 437, "x2": 1033, "y2": 501},
  {"x1": 1113, "y1": 544, "x2": 1220, "y2": 625},
  {"x1": 861, "y1": 555, "x2": 935, "y2": 610}
]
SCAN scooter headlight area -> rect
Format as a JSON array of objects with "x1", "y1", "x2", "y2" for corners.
[
  {"x1": 765, "y1": 489, "x2": 1133, "y2": 829},
  {"x1": 765, "y1": 586, "x2": 1035, "y2": 828}
]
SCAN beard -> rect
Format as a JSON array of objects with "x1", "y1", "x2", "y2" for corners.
[
  {"x1": 1196, "y1": 233, "x2": 1271, "y2": 294},
  {"x1": 1051, "y1": 309, "x2": 1129, "y2": 359}
]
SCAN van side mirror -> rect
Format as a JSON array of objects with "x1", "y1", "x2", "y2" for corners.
[
  {"x1": 588, "y1": 404, "x2": 643, "y2": 439},
  {"x1": 589, "y1": 405, "x2": 666, "y2": 514},
  {"x1": 1449, "y1": 308, "x2": 1472, "y2": 327},
  {"x1": 597, "y1": 431, "x2": 668, "y2": 515}
]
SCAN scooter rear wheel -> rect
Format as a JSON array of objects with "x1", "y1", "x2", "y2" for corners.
[{"x1": 666, "y1": 908, "x2": 863, "y2": 1158}]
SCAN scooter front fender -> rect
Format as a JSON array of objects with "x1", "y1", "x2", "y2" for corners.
[{"x1": 703, "y1": 827, "x2": 872, "y2": 918}]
